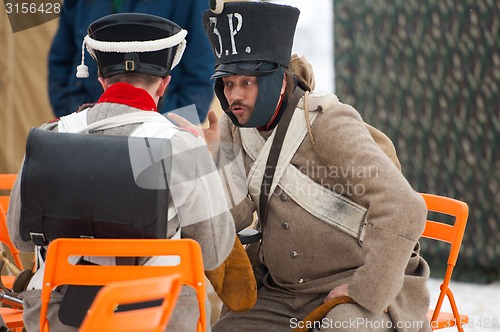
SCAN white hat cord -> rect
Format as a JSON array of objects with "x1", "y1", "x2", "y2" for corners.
[{"x1": 76, "y1": 29, "x2": 188, "y2": 78}]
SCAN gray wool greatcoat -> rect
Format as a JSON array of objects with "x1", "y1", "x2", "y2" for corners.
[
  {"x1": 7, "y1": 103, "x2": 235, "y2": 332},
  {"x1": 213, "y1": 91, "x2": 431, "y2": 332}
]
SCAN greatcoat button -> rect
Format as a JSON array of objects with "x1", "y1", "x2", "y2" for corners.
[
  {"x1": 282, "y1": 221, "x2": 289, "y2": 229},
  {"x1": 280, "y1": 193, "x2": 289, "y2": 201},
  {"x1": 290, "y1": 250, "x2": 298, "y2": 258}
]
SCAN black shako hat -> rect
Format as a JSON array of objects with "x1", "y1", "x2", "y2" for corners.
[
  {"x1": 76, "y1": 13, "x2": 187, "y2": 79},
  {"x1": 203, "y1": 2, "x2": 300, "y2": 78}
]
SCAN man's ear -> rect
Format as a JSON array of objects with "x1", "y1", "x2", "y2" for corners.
[
  {"x1": 157, "y1": 76, "x2": 172, "y2": 97},
  {"x1": 98, "y1": 77, "x2": 109, "y2": 91}
]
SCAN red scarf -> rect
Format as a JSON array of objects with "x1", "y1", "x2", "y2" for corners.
[{"x1": 97, "y1": 82, "x2": 157, "y2": 112}]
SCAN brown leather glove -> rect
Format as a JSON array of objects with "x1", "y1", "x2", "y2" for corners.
[
  {"x1": 293, "y1": 296, "x2": 355, "y2": 332},
  {"x1": 205, "y1": 236, "x2": 257, "y2": 312}
]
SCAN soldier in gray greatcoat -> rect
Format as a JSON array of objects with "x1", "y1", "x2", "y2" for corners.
[
  {"x1": 7, "y1": 13, "x2": 235, "y2": 332},
  {"x1": 197, "y1": 2, "x2": 432, "y2": 331}
]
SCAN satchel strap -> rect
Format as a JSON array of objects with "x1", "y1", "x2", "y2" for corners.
[{"x1": 58, "y1": 109, "x2": 172, "y2": 134}]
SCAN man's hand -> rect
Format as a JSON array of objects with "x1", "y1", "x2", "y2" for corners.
[
  {"x1": 168, "y1": 110, "x2": 220, "y2": 157},
  {"x1": 324, "y1": 283, "x2": 349, "y2": 303},
  {"x1": 200, "y1": 110, "x2": 220, "y2": 155}
]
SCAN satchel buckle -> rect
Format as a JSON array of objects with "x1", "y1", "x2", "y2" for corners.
[{"x1": 30, "y1": 232, "x2": 46, "y2": 245}]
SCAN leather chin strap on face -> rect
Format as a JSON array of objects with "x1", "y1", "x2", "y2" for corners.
[{"x1": 215, "y1": 66, "x2": 286, "y2": 128}]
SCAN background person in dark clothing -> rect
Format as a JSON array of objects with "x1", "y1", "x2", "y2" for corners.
[{"x1": 48, "y1": 0, "x2": 215, "y2": 122}]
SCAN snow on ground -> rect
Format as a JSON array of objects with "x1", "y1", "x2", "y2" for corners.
[{"x1": 427, "y1": 278, "x2": 500, "y2": 332}]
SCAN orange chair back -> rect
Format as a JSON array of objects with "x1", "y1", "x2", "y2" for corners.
[
  {"x1": 0, "y1": 174, "x2": 16, "y2": 213},
  {"x1": 0, "y1": 173, "x2": 22, "y2": 272},
  {"x1": 0, "y1": 307, "x2": 24, "y2": 330},
  {"x1": 0, "y1": 205, "x2": 23, "y2": 270},
  {"x1": 421, "y1": 193, "x2": 469, "y2": 331},
  {"x1": 0, "y1": 186, "x2": 25, "y2": 331},
  {"x1": 79, "y1": 274, "x2": 182, "y2": 332},
  {"x1": 40, "y1": 238, "x2": 206, "y2": 332}
]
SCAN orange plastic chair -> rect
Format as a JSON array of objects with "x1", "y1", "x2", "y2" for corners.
[
  {"x1": 0, "y1": 278, "x2": 24, "y2": 331},
  {"x1": 0, "y1": 195, "x2": 24, "y2": 331},
  {"x1": 80, "y1": 274, "x2": 182, "y2": 332},
  {"x1": 0, "y1": 174, "x2": 23, "y2": 289},
  {"x1": 0, "y1": 308, "x2": 24, "y2": 330},
  {"x1": 0, "y1": 204, "x2": 23, "y2": 291},
  {"x1": 40, "y1": 238, "x2": 206, "y2": 332},
  {"x1": 421, "y1": 193, "x2": 469, "y2": 331},
  {"x1": 0, "y1": 174, "x2": 16, "y2": 212}
]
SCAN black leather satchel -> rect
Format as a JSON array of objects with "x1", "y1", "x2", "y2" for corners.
[{"x1": 20, "y1": 128, "x2": 171, "y2": 245}]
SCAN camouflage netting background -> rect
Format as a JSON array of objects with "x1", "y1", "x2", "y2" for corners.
[{"x1": 334, "y1": 0, "x2": 499, "y2": 282}]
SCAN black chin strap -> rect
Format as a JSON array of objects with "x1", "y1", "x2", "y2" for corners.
[{"x1": 258, "y1": 85, "x2": 305, "y2": 226}]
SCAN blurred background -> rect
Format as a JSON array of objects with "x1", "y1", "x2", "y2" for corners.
[
  {"x1": 1, "y1": 0, "x2": 499, "y2": 329},
  {"x1": 330, "y1": 0, "x2": 499, "y2": 285}
]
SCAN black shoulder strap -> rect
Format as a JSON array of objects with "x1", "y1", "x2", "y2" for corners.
[{"x1": 258, "y1": 86, "x2": 305, "y2": 225}]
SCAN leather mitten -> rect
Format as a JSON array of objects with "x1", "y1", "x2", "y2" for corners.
[{"x1": 205, "y1": 236, "x2": 257, "y2": 312}]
